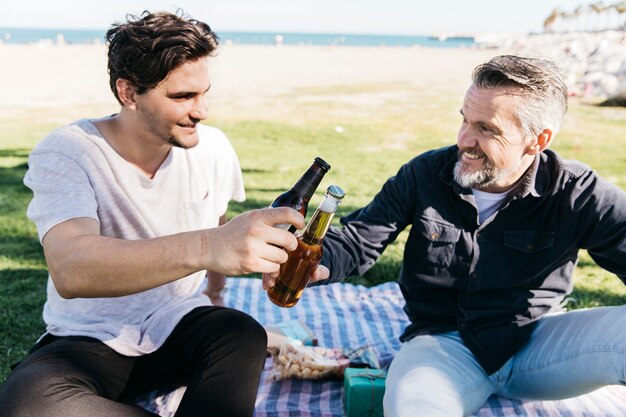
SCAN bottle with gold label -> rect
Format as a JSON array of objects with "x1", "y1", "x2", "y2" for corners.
[
  {"x1": 270, "y1": 157, "x2": 330, "y2": 233},
  {"x1": 268, "y1": 185, "x2": 345, "y2": 308}
]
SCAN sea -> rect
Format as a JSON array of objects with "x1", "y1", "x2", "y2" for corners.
[{"x1": 0, "y1": 27, "x2": 476, "y2": 48}]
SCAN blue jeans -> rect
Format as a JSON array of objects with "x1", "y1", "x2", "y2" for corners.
[{"x1": 384, "y1": 305, "x2": 626, "y2": 417}]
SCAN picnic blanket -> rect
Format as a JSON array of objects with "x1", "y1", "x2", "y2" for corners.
[{"x1": 137, "y1": 277, "x2": 626, "y2": 416}]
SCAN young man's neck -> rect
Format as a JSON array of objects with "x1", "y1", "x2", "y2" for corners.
[{"x1": 94, "y1": 112, "x2": 172, "y2": 179}]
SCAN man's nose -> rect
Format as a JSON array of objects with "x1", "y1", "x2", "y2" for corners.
[
  {"x1": 189, "y1": 97, "x2": 208, "y2": 121},
  {"x1": 457, "y1": 125, "x2": 476, "y2": 148}
]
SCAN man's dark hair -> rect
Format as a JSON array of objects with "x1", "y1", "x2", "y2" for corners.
[
  {"x1": 105, "y1": 10, "x2": 219, "y2": 104},
  {"x1": 472, "y1": 55, "x2": 568, "y2": 138}
]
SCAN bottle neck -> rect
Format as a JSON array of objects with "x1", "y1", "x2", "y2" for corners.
[
  {"x1": 291, "y1": 166, "x2": 326, "y2": 201},
  {"x1": 301, "y1": 193, "x2": 341, "y2": 245},
  {"x1": 301, "y1": 210, "x2": 335, "y2": 246}
]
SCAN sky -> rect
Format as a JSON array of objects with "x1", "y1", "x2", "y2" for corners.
[{"x1": 0, "y1": 0, "x2": 595, "y2": 35}]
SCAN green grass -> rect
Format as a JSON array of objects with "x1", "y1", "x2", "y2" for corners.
[
  {"x1": 1, "y1": 83, "x2": 625, "y2": 382},
  {"x1": 0, "y1": 152, "x2": 48, "y2": 379}
]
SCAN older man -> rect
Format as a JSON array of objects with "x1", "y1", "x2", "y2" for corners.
[{"x1": 266, "y1": 55, "x2": 626, "y2": 416}]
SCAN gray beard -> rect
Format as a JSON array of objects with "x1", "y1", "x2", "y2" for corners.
[
  {"x1": 453, "y1": 148, "x2": 521, "y2": 189},
  {"x1": 453, "y1": 159, "x2": 497, "y2": 189}
]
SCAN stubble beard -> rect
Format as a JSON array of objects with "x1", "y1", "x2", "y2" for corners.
[
  {"x1": 167, "y1": 135, "x2": 194, "y2": 149},
  {"x1": 151, "y1": 123, "x2": 194, "y2": 149},
  {"x1": 143, "y1": 111, "x2": 196, "y2": 149}
]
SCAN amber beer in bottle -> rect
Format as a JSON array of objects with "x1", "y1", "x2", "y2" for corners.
[
  {"x1": 268, "y1": 185, "x2": 345, "y2": 307},
  {"x1": 270, "y1": 157, "x2": 330, "y2": 233}
]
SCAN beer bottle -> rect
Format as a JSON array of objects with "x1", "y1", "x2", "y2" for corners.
[
  {"x1": 271, "y1": 157, "x2": 330, "y2": 233},
  {"x1": 268, "y1": 185, "x2": 345, "y2": 308}
]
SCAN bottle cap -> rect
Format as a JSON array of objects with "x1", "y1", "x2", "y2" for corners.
[
  {"x1": 326, "y1": 185, "x2": 345, "y2": 200},
  {"x1": 314, "y1": 157, "x2": 331, "y2": 172}
]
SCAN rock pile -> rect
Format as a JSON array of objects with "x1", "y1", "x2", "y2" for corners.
[{"x1": 502, "y1": 30, "x2": 626, "y2": 102}]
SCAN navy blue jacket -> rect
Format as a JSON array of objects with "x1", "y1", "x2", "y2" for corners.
[{"x1": 322, "y1": 146, "x2": 626, "y2": 374}]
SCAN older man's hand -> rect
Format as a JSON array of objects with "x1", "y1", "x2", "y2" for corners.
[{"x1": 262, "y1": 264, "x2": 330, "y2": 290}]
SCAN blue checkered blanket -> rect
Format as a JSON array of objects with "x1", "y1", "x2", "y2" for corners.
[{"x1": 137, "y1": 277, "x2": 626, "y2": 416}]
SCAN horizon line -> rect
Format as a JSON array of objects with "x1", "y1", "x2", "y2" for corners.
[{"x1": 0, "y1": 25, "x2": 526, "y2": 37}]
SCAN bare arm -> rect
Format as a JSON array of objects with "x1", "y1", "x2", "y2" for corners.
[
  {"x1": 205, "y1": 214, "x2": 228, "y2": 305},
  {"x1": 43, "y1": 207, "x2": 304, "y2": 299}
]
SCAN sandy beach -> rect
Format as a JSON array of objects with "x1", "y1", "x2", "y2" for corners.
[{"x1": 0, "y1": 43, "x2": 497, "y2": 117}]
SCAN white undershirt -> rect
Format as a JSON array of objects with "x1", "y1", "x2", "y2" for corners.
[{"x1": 472, "y1": 188, "x2": 510, "y2": 224}]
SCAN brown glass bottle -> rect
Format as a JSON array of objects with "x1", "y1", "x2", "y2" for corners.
[
  {"x1": 268, "y1": 185, "x2": 345, "y2": 308},
  {"x1": 270, "y1": 157, "x2": 330, "y2": 233}
]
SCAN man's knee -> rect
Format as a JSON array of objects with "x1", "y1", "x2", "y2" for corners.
[
  {"x1": 383, "y1": 368, "x2": 464, "y2": 417},
  {"x1": 221, "y1": 308, "x2": 267, "y2": 351},
  {"x1": 382, "y1": 333, "x2": 490, "y2": 417},
  {"x1": 0, "y1": 362, "x2": 75, "y2": 416},
  {"x1": 195, "y1": 308, "x2": 268, "y2": 360}
]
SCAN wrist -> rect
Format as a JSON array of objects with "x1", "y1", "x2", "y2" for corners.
[
  {"x1": 195, "y1": 229, "x2": 215, "y2": 271},
  {"x1": 206, "y1": 283, "x2": 228, "y2": 298}
]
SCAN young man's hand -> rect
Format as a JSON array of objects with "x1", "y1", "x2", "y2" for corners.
[{"x1": 204, "y1": 207, "x2": 305, "y2": 276}]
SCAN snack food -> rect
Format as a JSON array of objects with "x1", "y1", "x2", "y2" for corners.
[{"x1": 267, "y1": 342, "x2": 350, "y2": 381}]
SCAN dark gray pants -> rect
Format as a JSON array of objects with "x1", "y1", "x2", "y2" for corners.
[{"x1": 0, "y1": 306, "x2": 267, "y2": 417}]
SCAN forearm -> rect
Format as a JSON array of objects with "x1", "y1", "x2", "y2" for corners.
[
  {"x1": 321, "y1": 166, "x2": 413, "y2": 281},
  {"x1": 206, "y1": 270, "x2": 226, "y2": 291},
  {"x1": 204, "y1": 270, "x2": 227, "y2": 306},
  {"x1": 321, "y1": 217, "x2": 397, "y2": 282},
  {"x1": 205, "y1": 214, "x2": 228, "y2": 294},
  {"x1": 44, "y1": 208, "x2": 304, "y2": 299},
  {"x1": 46, "y1": 230, "x2": 208, "y2": 298},
  {"x1": 321, "y1": 227, "x2": 360, "y2": 282}
]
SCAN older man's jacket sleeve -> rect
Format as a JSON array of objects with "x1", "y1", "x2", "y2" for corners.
[
  {"x1": 321, "y1": 160, "x2": 419, "y2": 282},
  {"x1": 574, "y1": 170, "x2": 626, "y2": 282}
]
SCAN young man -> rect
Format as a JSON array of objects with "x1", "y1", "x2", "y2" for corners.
[
  {"x1": 0, "y1": 11, "x2": 303, "y2": 417},
  {"x1": 266, "y1": 55, "x2": 626, "y2": 416}
]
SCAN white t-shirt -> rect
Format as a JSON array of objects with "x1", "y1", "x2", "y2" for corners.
[
  {"x1": 23, "y1": 118, "x2": 245, "y2": 356},
  {"x1": 471, "y1": 188, "x2": 509, "y2": 224}
]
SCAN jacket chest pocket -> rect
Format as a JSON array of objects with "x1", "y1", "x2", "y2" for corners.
[
  {"x1": 497, "y1": 230, "x2": 557, "y2": 285},
  {"x1": 504, "y1": 231, "x2": 555, "y2": 253},
  {"x1": 410, "y1": 217, "x2": 461, "y2": 267}
]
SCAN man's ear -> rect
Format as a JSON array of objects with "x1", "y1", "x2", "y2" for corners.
[
  {"x1": 528, "y1": 129, "x2": 553, "y2": 155},
  {"x1": 116, "y1": 79, "x2": 137, "y2": 109}
]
